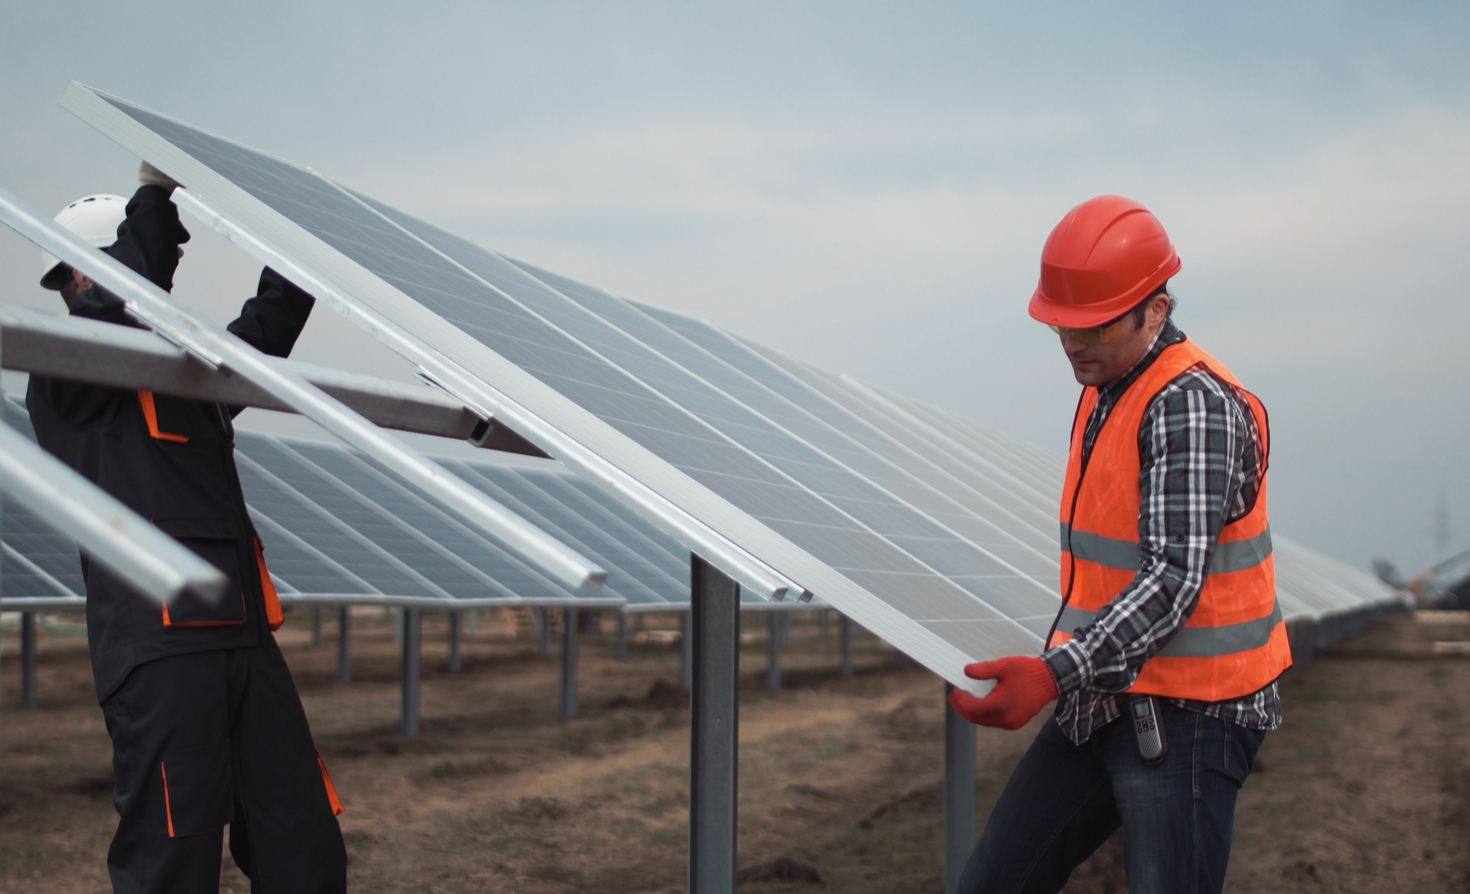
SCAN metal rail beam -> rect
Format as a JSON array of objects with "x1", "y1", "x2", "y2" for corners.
[
  {"x1": 0, "y1": 305, "x2": 548, "y2": 455},
  {"x1": 944, "y1": 683, "x2": 977, "y2": 894},
  {"x1": 689, "y1": 556, "x2": 739, "y2": 894}
]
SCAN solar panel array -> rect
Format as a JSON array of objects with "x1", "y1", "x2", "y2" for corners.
[
  {"x1": 56, "y1": 83, "x2": 1404, "y2": 686},
  {"x1": 0, "y1": 399, "x2": 803, "y2": 613}
]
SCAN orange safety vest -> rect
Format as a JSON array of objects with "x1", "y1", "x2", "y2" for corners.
[{"x1": 1049, "y1": 338, "x2": 1292, "y2": 702}]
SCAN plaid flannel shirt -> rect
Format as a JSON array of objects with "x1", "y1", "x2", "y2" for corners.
[{"x1": 1041, "y1": 320, "x2": 1283, "y2": 744}]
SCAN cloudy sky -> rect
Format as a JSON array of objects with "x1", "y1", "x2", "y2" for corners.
[{"x1": 1, "y1": 2, "x2": 1466, "y2": 577}]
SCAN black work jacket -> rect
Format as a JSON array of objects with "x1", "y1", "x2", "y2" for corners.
[{"x1": 26, "y1": 185, "x2": 315, "y2": 702}]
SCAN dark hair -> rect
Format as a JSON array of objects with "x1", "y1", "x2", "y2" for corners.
[{"x1": 1129, "y1": 283, "x2": 1176, "y2": 327}]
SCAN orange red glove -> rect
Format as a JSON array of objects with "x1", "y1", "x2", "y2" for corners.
[{"x1": 948, "y1": 656, "x2": 1059, "y2": 731}]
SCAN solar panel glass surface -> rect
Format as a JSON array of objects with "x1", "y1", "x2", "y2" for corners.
[{"x1": 69, "y1": 86, "x2": 1401, "y2": 681}]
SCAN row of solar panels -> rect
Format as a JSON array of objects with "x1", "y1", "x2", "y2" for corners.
[
  {"x1": 1, "y1": 379, "x2": 1398, "y2": 630},
  {"x1": 56, "y1": 84, "x2": 1404, "y2": 686},
  {"x1": 0, "y1": 398, "x2": 809, "y2": 613}
]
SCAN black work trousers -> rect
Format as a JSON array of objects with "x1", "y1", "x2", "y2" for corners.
[{"x1": 100, "y1": 645, "x2": 346, "y2": 894}]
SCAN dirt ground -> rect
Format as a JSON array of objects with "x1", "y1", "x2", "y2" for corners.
[{"x1": 1, "y1": 609, "x2": 1467, "y2": 893}]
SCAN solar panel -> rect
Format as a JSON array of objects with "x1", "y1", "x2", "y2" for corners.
[
  {"x1": 63, "y1": 87, "x2": 1059, "y2": 685},
  {"x1": 59, "y1": 85, "x2": 1401, "y2": 686}
]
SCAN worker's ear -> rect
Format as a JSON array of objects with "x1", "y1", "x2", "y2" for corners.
[{"x1": 72, "y1": 267, "x2": 94, "y2": 292}]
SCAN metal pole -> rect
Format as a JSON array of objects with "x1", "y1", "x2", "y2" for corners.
[
  {"x1": 338, "y1": 606, "x2": 352, "y2": 684},
  {"x1": 680, "y1": 610, "x2": 693, "y2": 690},
  {"x1": 20, "y1": 611, "x2": 37, "y2": 709},
  {"x1": 944, "y1": 683, "x2": 977, "y2": 894},
  {"x1": 689, "y1": 555, "x2": 739, "y2": 894},
  {"x1": 312, "y1": 605, "x2": 323, "y2": 646},
  {"x1": 766, "y1": 612, "x2": 781, "y2": 693},
  {"x1": 616, "y1": 612, "x2": 628, "y2": 660},
  {"x1": 401, "y1": 607, "x2": 421, "y2": 738},
  {"x1": 819, "y1": 609, "x2": 829, "y2": 640},
  {"x1": 467, "y1": 607, "x2": 478, "y2": 634},
  {"x1": 537, "y1": 607, "x2": 551, "y2": 656},
  {"x1": 561, "y1": 606, "x2": 579, "y2": 721},
  {"x1": 840, "y1": 614, "x2": 854, "y2": 677},
  {"x1": 447, "y1": 610, "x2": 462, "y2": 673}
]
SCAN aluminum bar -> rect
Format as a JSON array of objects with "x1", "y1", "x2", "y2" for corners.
[
  {"x1": 0, "y1": 188, "x2": 602, "y2": 591},
  {"x1": 0, "y1": 306, "x2": 548, "y2": 455},
  {"x1": 689, "y1": 555, "x2": 739, "y2": 894},
  {"x1": 0, "y1": 418, "x2": 225, "y2": 604},
  {"x1": 944, "y1": 683, "x2": 977, "y2": 894}
]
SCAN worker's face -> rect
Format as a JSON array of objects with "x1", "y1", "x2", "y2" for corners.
[
  {"x1": 58, "y1": 267, "x2": 94, "y2": 312},
  {"x1": 1058, "y1": 294, "x2": 1172, "y2": 387}
]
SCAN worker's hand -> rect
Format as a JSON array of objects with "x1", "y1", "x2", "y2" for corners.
[
  {"x1": 948, "y1": 656, "x2": 1059, "y2": 731},
  {"x1": 138, "y1": 160, "x2": 183, "y2": 192}
]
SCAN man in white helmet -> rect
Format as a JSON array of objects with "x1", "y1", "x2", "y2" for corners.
[{"x1": 29, "y1": 163, "x2": 347, "y2": 894}]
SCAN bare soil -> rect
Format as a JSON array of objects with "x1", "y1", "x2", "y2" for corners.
[{"x1": 1, "y1": 610, "x2": 1466, "y2": 893}]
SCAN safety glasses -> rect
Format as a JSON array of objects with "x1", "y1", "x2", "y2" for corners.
[{"x1": 1048, "y1": 312, "x2": 1130, "y2": 346}]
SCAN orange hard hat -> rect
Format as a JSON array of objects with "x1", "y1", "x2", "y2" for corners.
[{"x1": 1028, "y1": 195, "x2": 1181, "y2": 329}]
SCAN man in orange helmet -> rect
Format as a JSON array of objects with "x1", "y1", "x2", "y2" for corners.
[{"x1": 950, "y1": 196, "x2": 1290, "y2": 893}]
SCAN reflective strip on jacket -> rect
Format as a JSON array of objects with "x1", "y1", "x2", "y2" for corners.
[{"x1": 1049, "y1": 337, "x2": 1292, "y2": 702}]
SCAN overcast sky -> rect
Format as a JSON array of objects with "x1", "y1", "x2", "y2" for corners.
[{"x1": 1, "y1": 2, "x2": 1466, "y2": 577}]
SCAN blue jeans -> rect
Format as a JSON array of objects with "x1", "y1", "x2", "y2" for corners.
[{"x1": 958, "y1": 701, "x2": 1266, "y2": 894}]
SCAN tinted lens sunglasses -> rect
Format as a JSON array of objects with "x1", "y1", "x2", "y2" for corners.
[{"x1": 1048, "y1": 310, "x2": 1132, "y2": 346}]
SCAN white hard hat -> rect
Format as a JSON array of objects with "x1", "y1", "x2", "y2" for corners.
[{"x1": 39, "y1": 194, "x2": 128, "y2": 290}]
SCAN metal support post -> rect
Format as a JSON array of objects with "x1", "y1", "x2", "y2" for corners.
[
  {"x1": 21, "y1": 611, "x2": 37, "y2": 709},
  {"x1": 537, "y1": 607, "x2": 551, "y2": 656},
  {"x1": 689, "y1": 555, "x2": 739, "y2": 894},
  {"x1": 944, "y1": 683, "x2": 977, "y2": 894},
  {"x1": 312, "y1": 605, "x2": 323, "y2": 646},
  {"x1": 616, "y1": 612, "x2": 628, "y2": 659},
  {"x1": 561, "y1": 607, "x2": 579, "y2": 721},
  {"x1": 467, "y1": 607, "x2": 478, "y2": 634},
  {"x1": 680, "y1": 610, "x2": 693, "y2": 690},
  {"x1": 447, "y1": 610, "x2": 462, "y2": 673},
  {"x1": 766, "y1": 612, "x2": 781, "y2": 693},
  {"x1": 401, "y1": 607, "x2": 422, "y2": 738},
  {"x1": 338, "y1": 606, "x2": 352, "y2": 684},
  {"x1": 819, "y1": 609, "x2": 829, "y2": 640},
  {"x1": 840, "y1": 614, "x2": 854, "y2": 677}
]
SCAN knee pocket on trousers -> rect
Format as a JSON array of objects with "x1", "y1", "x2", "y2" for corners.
[{"x1": 161, "y1": 739, "x2": 234, "y2": 837}]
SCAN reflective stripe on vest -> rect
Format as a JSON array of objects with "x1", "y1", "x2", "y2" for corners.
[
  {"x1": 1060, "y1": 522, "x2": 1275, "y2": 575},
  {"x1": 1055, "y1": 598, "x2": 1285, "y2": 658}
]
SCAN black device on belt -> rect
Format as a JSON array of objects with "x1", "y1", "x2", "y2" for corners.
[{"x1": 1129, "y1": 695, "x2": 1167, "y2": 764}]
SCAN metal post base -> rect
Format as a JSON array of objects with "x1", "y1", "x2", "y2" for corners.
[
  {"x1": 21, "y1": 611, "x2": 38, "y2": 709},
  {"x1": 689, "y1": 555, "x2": 739, "y2": 894},
  {"x1": 680, "y1": 610, "x2": 694, "y2": 690},
  {"x1": 766, "y1": 612, "x2": 781, "y2": 693},
  {"x1": 944, "y1": 683, "x2": 977, "y2": 894},
  {"x1": 839, "y1": 614, "x2": 854, "y2": 677},
  {"x1": 338, "y1": 606, "x2": 352, "y2": 684},
  {"x1": 401, "y1": 607, "x2": 422, "y2": 738},
  {"x1": 448, "y1": 610, "x2": 462, "y2": 673},
  {"x1": 561, "y1": 606, "x2": 579, "y2": 721}
]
